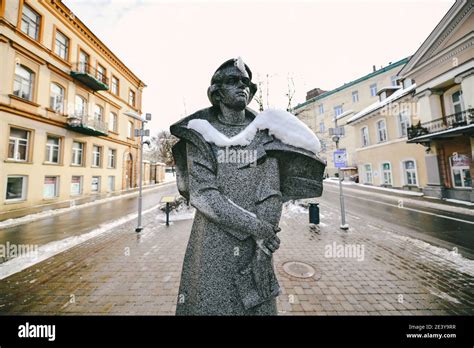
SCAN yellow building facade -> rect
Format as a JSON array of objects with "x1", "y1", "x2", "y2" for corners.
[
  {"x1": 0, "y1": 0, "x2": 147, "y2": 214},
  {"x1": 294, "y1": 58, "x2": 408, "y2": 177}
]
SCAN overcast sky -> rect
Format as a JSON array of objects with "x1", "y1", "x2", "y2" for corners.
[{"x1": 64, "y1": 0, "x2": 454, "y2": 133}]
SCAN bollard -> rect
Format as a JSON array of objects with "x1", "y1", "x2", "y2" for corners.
[
  {"x1": 166, "y1": 202, "x2": 170, "y2": 226},
  {"x1": 309, "y1": 203, "x2": 320, "y2": 224}
]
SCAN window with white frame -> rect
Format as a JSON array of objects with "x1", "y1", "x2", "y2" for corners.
[
  {"x1": 129, "y1": 90, "x2": 136, "y2": 107},
  {"x1": 319, "y1": 121, "x2": 325, "y2": 133},
  {"x1": 108, "y1": 176, "x2": 115, "y2": 192},
  {"x1": 6, "y1": 176, "x2": 27, "y2": 201},
  {"x1": 319, "y1": 104, "x2": 324, "y2": 114},
  {"x1": 78, "y1": 50, "x2": 89, "y2": 73},
  {"x1": 94, "y1": 105, "x2": 103, "y2": 122},
  {"x1": 54, "y1": 30, "x2": 69, "y2": 60},
  {"x1": 43, "y1": 176, "x2": 59, "y2": 199},
  {"x1": 72, "y1": 141, "x2": 84, "y2": 166},
  {"x1": 21, "y1": 4, "x2": 41, "y2": 40},
  {"x1": 92, "y1": 145, "x2": 101, "y2": 167},
  {"x1": 352, "y1": 91, "x2": 359, "y2": 103},
  {"x1": 128, "y1": 121, "x2": 134, "y2": 138},
  {"x1": 364, "y1": 164, "x2": 373, "y2": 184},
  {"x1": 398, "y1": 111, "x2": 410, "y2": 137},
  {"x1": 45, "y1": 136, "x2": 60, "y2": 163},
  {"x1": 451, "y1": 90, "x2": 464, "y2": 114},
  {"x1": 403, "y1": 160, "x2": 418, "y2": 186},
  {"x1": 75, "y1": 95, "x2": 86, "y2": 116},
  {"x1": 361, "y1": 126, "x2": 369, "y2": 147},
  {"x1": 109, "y1": 112, "x2": 117, "y2": 132},
  {"x1": 370, "y1": 83, "x2": 377, "y2": 97},
  {"x1": 71, "y1": 176, "x2": 83, "y2": 196},
  {"x1": 391, "y1": 76, "x2": 398, "y2": 86},
  {"x1": 381, "y1": 162, "x2": 392, "y2": 185},
  {"x1": 50, "y1": 83, "x2": 65, "y2": 113},
  {"x1": 97, "y1": 64, "x2": 106, "y2": 84},
  {"x1": 13, "y1": 64, "x2": 34, "y2": 101},
  {"x1": 376, "y1": 119, "x2": 387, "y2": 142},
  {"x1": 450, "y1": 154, "x2": 472, "y2": 188},
  {"x1": 8, "y1": 127, "x2": 30, "y2": 161},
  {"x1": 108, "y1": 149, "x2": 116, "y2": 168},
  {"x1": 91, "y1": 176, "x2": 101, "y2": 192},
  {"x1": 334, "y1": 105, "x2": 343, "y2": 117},
  {"x1": 111, "y1": 76, "x2": 119, "y2": 95}
]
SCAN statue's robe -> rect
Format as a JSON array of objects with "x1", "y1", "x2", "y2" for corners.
[{"x1": 170, "y1": 107, "x2": 326, "y2": 315}]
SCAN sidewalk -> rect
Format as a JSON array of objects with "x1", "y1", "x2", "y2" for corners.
[{"x1": 0, "y1": 199, "x2": 473, "y2": 315}]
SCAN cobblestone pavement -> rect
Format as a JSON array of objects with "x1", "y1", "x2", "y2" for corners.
[{"x1": 0, "y1": 200, "x2": 473, "y2": 315}]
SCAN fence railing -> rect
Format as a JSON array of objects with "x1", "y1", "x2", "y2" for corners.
[{"x1": 408, "y1": 109, "x2": 473, "y2": 139}]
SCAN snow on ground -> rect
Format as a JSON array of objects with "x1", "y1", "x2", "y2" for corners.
[
  {"x1": 156, "y1": 202, "x2": 195, "y2": 223},
  {"x1": 188, "y1": 108, "x2": 321, "y2": 154},
  {"x1": 444, "y1": 199, "x2": 474, "y2": 207},
  {"x1": 324, "y1": 178, "x2": 423, "y2": 196},
  {"x1": 0, "y1": 204, "x2": 163, "y2": 280},
  {"x1": 0, "y1": 183, "x2": 172, "y2": 229},
  {"x1": 427, "y1": 288, "x2": 461, "y2": 304}
]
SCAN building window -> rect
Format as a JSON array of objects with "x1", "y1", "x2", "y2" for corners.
[
  {"x1": 319, "y1": 122, "x2": 325, "y2": 133},
  {"x1": 450, "y1": 155, "x2": 471, "y2": 188},
  {"x1": 108, "y1": 149, "x2": 116, "y2": 168},
  {"x1": 92, "y1": 145, "x2": 102, "y2": 167},
  {"x1": 334, "y1": 105, "x2": 343, "y2": 117},
  {"x1": 43, "y1": 176, "x2": 59, "y2": 199},
  {"x1": 8, "y1": 127, "x2": 30, "y2": 161},
  {"x1": 370, "y1": 83, "x2": 377, "y2": 97},
  {"x1": 109, "y1": 112, "x2": 117, "y2": 132},
  {"x1": 381, "y1": 162, "x2": 392, "y2": 186},
  {"x1": 94, "y1": 105, "x2": 103, "y2": 122},
  {"x1": 320, "y1": 140, "x2": 327, "y2": 152},
  {"x1": 20, "y1": 4, "x2": 41, "y2": 40},
  {"x1": 364, "y1": 164, "x2": 373, "y2": 184},
  {"x1": 376, "y1": 119, "x2": 387, "y2": 142},
  {"x1": 45, "y1": 136, "x2": 60, "y2": 164},
  {"x1": 352, "y1": 91, "x2": 359, "y2": 103},
  {"x1": 108, "y1": 176, "x2": 115, "y2": 192},
  {"x1": 72, "y1": 141, "x2": 84, "y2": 166},
  {"x1": 398, "y1": 111, "x2": 410, "y2": 137},
  {"x1": 91, "y1": 176, "x2": 101, "y2": 192},
  {"x1": 6, "y1": 176, "x2": 27, "y2": 201},
  {"x1": 129, "y1": 90, "x2": 136, "y2": 107},
  {"x1": 111, "y1": 76, "x2": 119, "y2": 95},
  {"x1": 451, "y1": 91, "x2": 464, "y2": 114},
  {"x1": 71, "y1": 176, "x2": 83, "y2": 196},
  {"x1": 13, "y1": 64, "x2": 34, "y2": 101},
  {"x1": 361, "y1": 126, "x2": 369, "y2": 147},
  {"x1": 97, "y1": 64, "x2": 106, "y2": 84},
  {"x1": 319, "y1": 104, "x2": 324, "y2": 114},
  {"x1": 54, "y1": 30, "x2": 69, "y2": 60},
  {"x1": 78, "y1": 50, "x2": 89, "y2": 73},
  {"x1": 50, "y1": 83, "x2": 65, "y2": 113},
  {"x1": 391, "y1": 76, "x2": 398, "y2": 86},
  {"x1": 128, "y1": 121, "x2": 134, "y2": 138},
  {"x1": 75, "y1": 95, "x2": 86, "y2": 116},
  {"x1": 403, "y1": 160, "x2": 418, "y2": 186}
]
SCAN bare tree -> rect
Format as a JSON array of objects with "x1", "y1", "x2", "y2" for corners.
[
  {"x1": 145, "y1": 130, "x2": 178, "y2": 166},
  {"x1": 285, "y1": 74, "x2": 296, "y2": 112},
  {"x1": 254, "y1": 75, "x2": 265, "y2": 112}
]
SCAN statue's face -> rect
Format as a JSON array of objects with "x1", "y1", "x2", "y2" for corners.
[{"x1": 217, "y1": 66, "x2": 251, "y2": 110}]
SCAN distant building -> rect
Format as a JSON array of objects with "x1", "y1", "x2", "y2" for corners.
[
  {"x1": 0, "y1": 0, "x2": 147, "y2": 213},
  {"x1": 399, "y1": 0, "x2": 473, "y2": 202},
  {"x1": 293, "y1": 58, "x2": 409, "y2": 177}
]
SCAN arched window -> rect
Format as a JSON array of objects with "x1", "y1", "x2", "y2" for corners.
[
  {"x1": 13, "y1": 65, "x2": 34, "y2": 101},
  {"x1": 376, "y1": 119, "x2": 387, "y2": 142},
  {"x1": 75, "y1": 95, "x2": 86, "y2": 116},
  {"x1": 50, "y1": 83, "x2": 65, "y2": 113},
  {"x1": 94, "y1": 105, "x2": 103, "y2": 121},
  {"x1": 403, "y1": 160, "x2": 418, "y2": 186}
]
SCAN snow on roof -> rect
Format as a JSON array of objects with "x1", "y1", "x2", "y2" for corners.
[
  {"x1": 377, "y1": 85, "x2": 401, "y2": 95},
  {"x1": 347, "y1": 83, "x2": 417, "y2": 124},
  {"x1": 188, "y1": 108, "x2": 321, "y2": 154},
  {"x1": 332, "y1": 109, "x2": 354, "y2": 121}
]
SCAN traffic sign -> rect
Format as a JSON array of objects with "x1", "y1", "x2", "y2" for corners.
[{"x1": 333, "y1": 149, "x2": 347, "y2": 168}]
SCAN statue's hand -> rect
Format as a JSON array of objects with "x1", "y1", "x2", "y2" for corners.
[
  {"x1": 264, "y1": 234, "x2": 281, "y2": 253},
  {"x1": 252, "y1": 250, "x2": 273, "y2": 299}
]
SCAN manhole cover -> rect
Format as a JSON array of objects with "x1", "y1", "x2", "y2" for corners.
[{"x1": 282, "y1": 261, "x2": 316, "y2": 278}]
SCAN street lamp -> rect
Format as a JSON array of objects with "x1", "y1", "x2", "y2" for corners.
[{"x1": 124, "y1": 110, "x2": 152, "y2": 232}]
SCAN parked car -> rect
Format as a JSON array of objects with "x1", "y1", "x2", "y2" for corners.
[{"x1": 350, "y1": 174, "x2": 359, "y2": 183}]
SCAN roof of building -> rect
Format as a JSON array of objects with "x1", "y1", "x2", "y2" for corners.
[
  {"x1": 294, "y1": 57, "x2": 410, "y2": 110},
  {"x1": 347, "y1": 83, "x2": 417, "y2": 124}
]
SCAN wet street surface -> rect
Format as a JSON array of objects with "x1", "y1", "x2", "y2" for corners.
[{"x1": 0, "y1": 183, "x2": 472, "y2": 315}]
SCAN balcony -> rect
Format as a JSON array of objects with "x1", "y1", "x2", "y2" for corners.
[
  {"x1": 408, "y1": 109, "x2": 474, "y2": 142},
  {"x1": 70, "y1": 63, "x2": 109, "y2": 91},
  {"x1": 66, "y1": 114, "x2": 109, "y2": 136}
]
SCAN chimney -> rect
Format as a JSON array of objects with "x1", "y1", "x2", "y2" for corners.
[
  {"x1": 372, "y1": 65, "x2": 376, "y2": 72},
  {"x1": 306, "y1": 88, "x2": 327, "y2": 101}
]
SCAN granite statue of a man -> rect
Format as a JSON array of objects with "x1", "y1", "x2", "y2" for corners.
[{"x1": 170, "y1": 58, "x2": 326, "y2": 315}]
